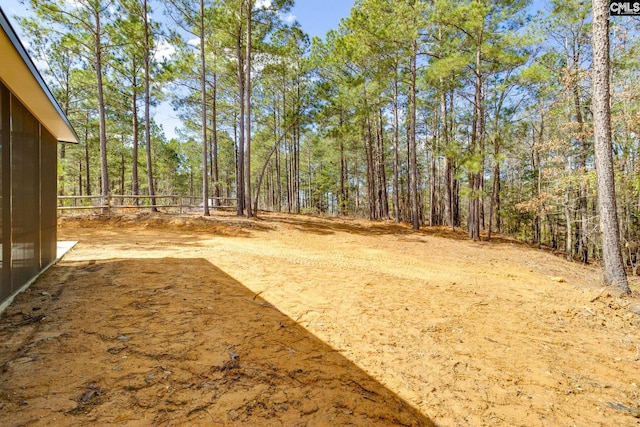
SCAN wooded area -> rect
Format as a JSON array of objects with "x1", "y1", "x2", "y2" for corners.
[{"x1": 15, "y1": 0, "x2": 640, "y2": 284}]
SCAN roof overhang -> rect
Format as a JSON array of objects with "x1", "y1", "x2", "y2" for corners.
[{"x1": 0, "y1": 7, "x2": 79, "y2": 144}]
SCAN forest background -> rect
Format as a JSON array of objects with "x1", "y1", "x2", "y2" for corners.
[{"x1": 7, "y1": 0, "x2": 640, "y2": 265}]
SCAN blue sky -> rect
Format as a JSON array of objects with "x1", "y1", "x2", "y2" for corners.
[
  {"x1": 2, "y1": 0, "x2": 26, "y2": 38},
  {"x1": 1, "y1": 0, "x2": 354, "y2": 139},
  {"x1": 2, "y1": 0, "x2": 354, "y2": 43},
  {"x1": 290, "y1": 0, "x2": 354, "y2": 39}
]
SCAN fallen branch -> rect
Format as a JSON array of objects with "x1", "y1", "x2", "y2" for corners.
[
  {"x1": 12, "y1": 315, "x2": 46, "y2": 327},
  {"x1": 606, "y1": 402, "x2": 640, "y2": 418},
  {"x1": 590, "y1": 287, "x2": 609, "y2": 303}
]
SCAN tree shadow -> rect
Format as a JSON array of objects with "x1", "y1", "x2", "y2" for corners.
[{"x1": 0, "y1": 257, "x2": 436, "y2": 426}]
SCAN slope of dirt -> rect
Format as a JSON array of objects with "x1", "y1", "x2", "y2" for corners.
[{"x1": 1, "y1": 211, "x2": 639, "y2": 426}]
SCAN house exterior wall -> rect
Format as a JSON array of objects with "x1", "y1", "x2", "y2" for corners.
[{"x1": 0, "y1": 80, "x2": 58, "y2": 305}]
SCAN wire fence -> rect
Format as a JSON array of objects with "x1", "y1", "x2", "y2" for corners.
[{"x1": 57, "y1": 195, "x2": 237, "y2": 213}]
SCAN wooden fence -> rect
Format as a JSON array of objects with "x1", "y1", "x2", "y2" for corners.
[{"x1": 57, "y1": 195, "x2": 236, "y2": 213}]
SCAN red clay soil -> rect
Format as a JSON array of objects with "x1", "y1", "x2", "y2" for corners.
[{"x1": 0, "y1": 211, "x2": 639, "y2": 426}]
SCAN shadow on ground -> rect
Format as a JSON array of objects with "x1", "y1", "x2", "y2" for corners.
[{"x1": 0, "y1": 258, "x2": 435, "y2": 426}]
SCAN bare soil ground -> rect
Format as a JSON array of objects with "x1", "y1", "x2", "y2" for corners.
[{"x1": 1, "y1": 211, "x2": 639, "y2": 427}]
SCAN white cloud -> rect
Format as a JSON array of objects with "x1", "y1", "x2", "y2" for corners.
[
  {"x1": 33, "y1": 57, "x2": 49, "y2": 73},
  {"x1": 282, "y1": 12, "x2": 296, "y2": 24},
  {"x1": 256, "y1": 0, "x2": 272, "y2": 9},
  {"x1": 154, "y1": 40, "x2": 176, "y2": 61},
  {"x1": 187, "y1": 38, "x2": 200, "y2": 47},
  {"x1": 64, "y1": 0, "x2": 83, "y2": 8},
  {"x1": 18, "y1": 39, "x2": 49, "y2": 72}
]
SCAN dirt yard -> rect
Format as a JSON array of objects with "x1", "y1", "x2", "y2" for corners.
[{"x1": 1, "y1": 211, "x2": 639, "y2": 426}]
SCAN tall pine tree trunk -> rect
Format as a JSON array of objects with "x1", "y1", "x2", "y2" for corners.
[
  {"x1": 213, "y1": 71, "x2": 220, "y2": 206},
  {"x1": 293, "y1": 74, "x2": 301, "y2": 214},
  {"x1": 409, "y1": 39, "x2": 419, "y2": 230},
  {"x1": 84, "y1": 111, "x2": 91, "y2": 196},
  {"x1": 488, "y1": 161, "x2": 500, "y2": 241},
  {"x1": 120, "y1": 152, "x2": 125, "y2": 197},
  {"x1": 131, "y1": 76, "x2": 139, "y2": 204},
  {"x1": 363, "y1": 112, "x2": 375, "y2": 220},
  {"x1": 236, "y1": 24, "x2": 245, "y2": 215},
  {"x1": 393, "y1": 71, "x2": 401, "y2": 223},
  {"x1": 200, "y1": 0, "x2": 209, "y2": 216},
  {"x1": 572, "y1": 51, "x2": 588, "y2": 262},
  {"x1": 378, "y1": 109, "x2": 389, "y2": 219},
  {"x1": 244, "y1": 0, "x2": 253, "y2": 217},
  {"x1": 591, "y1": 0, "x2": 630, "y2": 293},
  {"x1": 468, "y1": 38, "x2": 484, "y2": 241},
  {"x1": 95, "y1": 11, "x2": 109, "y2": 210},
  {"x1": 276, "y1": 107, "x2": 282, "y2": 212},
  {"x1": 430, "y1": 134, "x2": 437, "y2": 226},
  {"x1": 340, "y1": 133, "x2": 347, "y2": 215},
  {"x1": 143, "y1": 0, "x2": 157, "y2": 212}
]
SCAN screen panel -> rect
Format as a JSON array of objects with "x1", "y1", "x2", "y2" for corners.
[
  {"x1": 10, "y1": 94, "x2": 40, "y2": 294},
  {"x1": 40, "y1": 127, "x2": 57, "y2": 267},
  {"x1": 0, "y1": 82, "x2": 7, "y2": 302}
]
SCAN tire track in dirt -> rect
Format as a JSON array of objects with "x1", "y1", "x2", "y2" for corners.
[
  {"x1": 35, "y1": 212, "x2": 640, "y2": 426},
  {"x1": 1, "y1": 226, "x2": 434, "y2": 426},
  {"x1": 186, "y1": 217, "x2": 640, "y2": 426}
]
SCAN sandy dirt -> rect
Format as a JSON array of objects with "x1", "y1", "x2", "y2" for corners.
[{"x1": 1, "y1": 211, "x2": 639, "y2": 426}]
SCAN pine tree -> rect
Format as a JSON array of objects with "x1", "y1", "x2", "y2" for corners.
[{"x1": 591, "y1": 0, "x2": 631, "y2": 293}]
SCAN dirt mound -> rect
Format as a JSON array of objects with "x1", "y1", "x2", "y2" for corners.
[
  {"x1": 2, "y1": 211, "x2": 639, "y2": 426},
  {"x1": 58, "y1": 211, "x2": 267, "y2": 236}
]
